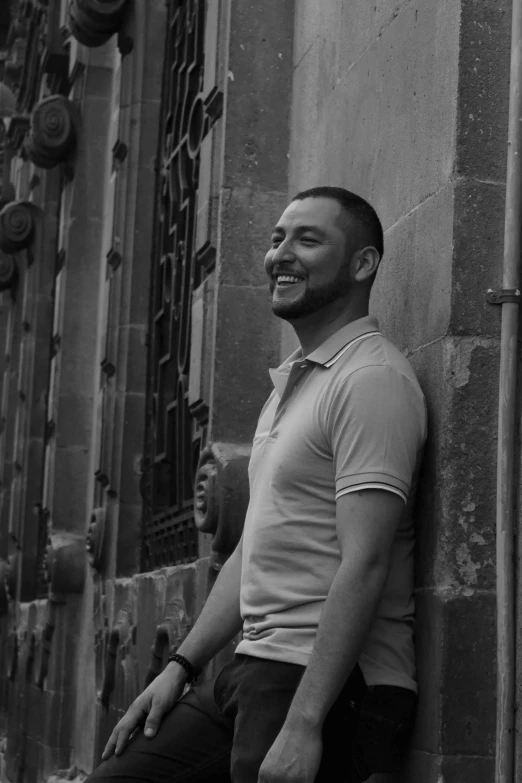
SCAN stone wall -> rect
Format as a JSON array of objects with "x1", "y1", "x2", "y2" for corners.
[{"x1": 287, "y1": 1, "x2": 511, "y2": 780}]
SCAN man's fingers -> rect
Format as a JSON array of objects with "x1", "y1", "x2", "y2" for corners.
[
  {"x1": 102, "y1": 705, "x2": 144, "y2": 759},
  {"x1": 114, "y1": 724, "x2": 133, "y2": 756},
  {"x1": 143, "y1": 700, "x2": 166, "y2": 738},
  {"x1": 101, "y1": 733, "x2": 117, "y2": 761}
]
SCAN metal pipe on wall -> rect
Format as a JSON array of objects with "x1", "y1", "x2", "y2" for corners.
[{"x1": 495, "y1": 0, "x2": 522, "y2": 780}]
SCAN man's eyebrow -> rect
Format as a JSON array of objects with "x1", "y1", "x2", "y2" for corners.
[{"x1": 271, "y1": 224, "x2": 327, "y2": 236}]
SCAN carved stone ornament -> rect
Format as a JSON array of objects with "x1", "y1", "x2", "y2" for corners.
[
  {"x1": 144, "y1": 599, "x2": 191, "y2": 687},
  {"x1": 0, "y1": 251, "x2": 18, "y2": 292},
  {"x1": 68, "y1": 0, "x2": 129, "y2": 48},
  {"x1": 100, "y1": 609, "x2": 131, "y2": 708},
  {"x1": 0, "y1": 200, "x2": 37, "y2": 253},
  {"x1": 45, "y1": 531, "x2": 86, "y2": 595},
  {"x1": 194, "y1": 442, "x2": 251, "y2": 567},
  {"x1": 26, "y1": 95, "x2": 77, "y2": 169},
  {"x1": 86, "y1": 507, "x2": 107, "y2": 571}
]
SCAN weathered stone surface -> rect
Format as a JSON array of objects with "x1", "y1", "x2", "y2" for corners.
[
  {"x1": 408, "y1": 337, "x2": 498, "y2": 594},
  {"x1": 219, "y1": 186, "x2": 289, "y2": 288},
  {"x1": 212, "y1": 285, "x2": 280, "y2": 443},
  {"x1": 441, "y1": 592, "x2": 496, "y2": 756},
  {"x1": 290, "y1": 0, "x2": 460, "y2": 231},
  {"x1": 456, "y1": 0, "x2": 510, "y2": 182},
  {"x1": 451, "y1": 179, "x2": 504, "y2": 338},
  {"x1": 371, "y1": 182, "x2": 454, "y2": 353}
]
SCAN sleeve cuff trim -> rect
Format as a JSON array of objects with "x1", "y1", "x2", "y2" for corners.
[{"x1": 336, "y1": 484, "x2": 408, "y2": 504}]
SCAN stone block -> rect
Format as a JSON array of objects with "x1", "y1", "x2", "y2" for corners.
[
  {"x1": 55, "y1": 393, "x2": 93, "y2": 449},
  {"x1": 220, "y1": 186, "x2": 289, "y2": 288},
  {"x1": 117, "y1": 393, "x2": 146, "y2": 505},
  {"x1": 290, "y1": 0, "x2": 460, "y2": 231},
  {"x1": 294, "y1": 0, "x2": 416, "y2": 75},
  {"x1": 456, "y1": 0, "x2": 511, "y2": 182},
  {"x1": 409, "y1": 589, "x2": 496, "y2": 761},
  {"x1": 440, "y1": 592, "x2": 496, "y2": 757},
  {"x1": 135, "y1": 572, "x2": 166, "y2": 688},
  {"x1": 135, "y1": 0, "x2": 168, "y2": 105},
  {"x1": 440, "y1": 753, "x2": 495, "y2": 783},
  {"x1": 51, "y1": 446, "x2": 90, "y2": 533},
  {"x1": 115, "y1": 501, "x2": 141, "y2": 577},
  {"x1": 372, "y1": 182, "x2": 454, "y2": 354},
  {"x1": 116, "y1": 326, "x2": 147, "y2": 395},
  {"x1": 451, "y1": 179, "x2": 504, "y2": 339},
  {"x1": 225, "y1": 0, "x2": 294, "y2": 191},
  {"x1": 212, "y1": 284, "x2": 280, "y2": 443},
  {"x1": 408, "y1": 337, "x2": 498, "y2": 593}
]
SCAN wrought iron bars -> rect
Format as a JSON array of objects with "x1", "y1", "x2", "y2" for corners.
[{"x1": 141, "y1": 0, "x2": 221, "y2": 570}]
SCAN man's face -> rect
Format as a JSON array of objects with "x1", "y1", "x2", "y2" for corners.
[{"x1": 264, "y1": 197, "x2": 356, "y2": 320}]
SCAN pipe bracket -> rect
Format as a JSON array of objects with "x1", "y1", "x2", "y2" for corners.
[{"x1": 486, "y1": 288, "x2": 521, "y2": 305}]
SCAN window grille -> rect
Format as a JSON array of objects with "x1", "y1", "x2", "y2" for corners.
[{"x1": 141, "y1": 0, "x2": 217, "y2": 570}]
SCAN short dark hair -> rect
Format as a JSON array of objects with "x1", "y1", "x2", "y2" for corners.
[{"x1": 291, "y1": 186, "x2": 384, "y2": 260}]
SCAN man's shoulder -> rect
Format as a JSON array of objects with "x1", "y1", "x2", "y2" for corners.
[{"x1": 331, "y1": 332, "x2": 422, "y2": 392}]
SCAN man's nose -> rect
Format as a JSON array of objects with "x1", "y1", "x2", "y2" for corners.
[{"x1": 271, "y1": 239, "x2": 296, "y2": 264}]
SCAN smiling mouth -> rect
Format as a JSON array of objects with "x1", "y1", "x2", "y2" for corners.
[{"x1": 274, "y1": 275, "x2": 305, "y2": 289}]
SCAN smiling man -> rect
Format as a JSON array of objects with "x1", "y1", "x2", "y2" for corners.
[{"x1": 85, "y1": 187, "x2": 427, "y2": 783}]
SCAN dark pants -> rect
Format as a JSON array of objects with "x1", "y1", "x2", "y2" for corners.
[{"x1": 87, "y1": 654, "x2": 415, "y2": 783}]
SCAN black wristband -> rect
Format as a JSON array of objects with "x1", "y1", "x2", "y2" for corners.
[{"x1": 167, "y1": 652, "x2": 202, "y2": 684}]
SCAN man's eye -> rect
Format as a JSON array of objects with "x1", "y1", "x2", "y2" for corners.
[
  {"x1": 301, "y1": 237, "x2": 318, "y2": 244},
  {"x1": 271, "y1": 238, "x2": 282, "y2": 247}
]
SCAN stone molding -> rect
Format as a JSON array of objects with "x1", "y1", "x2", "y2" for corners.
[
  {"x1": 68, "y1": 0, "x2": 129, "y2": 49},
  {"x1": 194, "y1": 441, "x2": 251, "y2": 567},
  {"x1": 26, "y1": 95, "x2": 77, "y2": 170}
]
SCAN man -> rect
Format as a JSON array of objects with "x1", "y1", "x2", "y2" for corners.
[{"x1": 87, "y1": 187, "x2": 427, "y2": 783}]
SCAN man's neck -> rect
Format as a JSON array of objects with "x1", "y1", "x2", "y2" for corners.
[{"x1": 288, "y1": 301, "x2": 370, "y2": 357}]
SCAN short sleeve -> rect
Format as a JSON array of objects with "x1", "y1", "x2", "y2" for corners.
[{"x1": 326, "y1": 365, "x2": 426, "y2": 504}]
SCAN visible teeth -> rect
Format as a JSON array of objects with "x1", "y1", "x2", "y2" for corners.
[{"x1": 277, "y1": 275, "x2": 302, "y2": 284}]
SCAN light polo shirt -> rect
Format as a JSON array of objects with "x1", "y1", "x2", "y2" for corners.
[{"x1": 236, "y1": 315, "x2": 427, "y2": 692}]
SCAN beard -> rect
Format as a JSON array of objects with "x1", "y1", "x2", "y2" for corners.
[{"x1": 270, "y1": 267, "x2": 354, "y2": 320}]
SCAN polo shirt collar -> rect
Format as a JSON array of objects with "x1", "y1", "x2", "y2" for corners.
[
  {"x1": 306, "y1": 315, "x2": 381, "y2": 367},
  {"x1": 268, "y1": 315, "x2": 381, "y2": 396}
]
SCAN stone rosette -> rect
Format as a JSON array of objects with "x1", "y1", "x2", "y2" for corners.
[{"x1": 26, "y1": 95, "x2": 77, "y2": 170}]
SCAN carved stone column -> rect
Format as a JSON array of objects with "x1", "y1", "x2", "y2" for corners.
[{"x1": 26, "y1": 95, "x2": 77, "y2": 170}]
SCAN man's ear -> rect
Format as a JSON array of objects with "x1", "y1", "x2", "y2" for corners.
[{"x1": 353, "y1": 246, "x2": 380, "y2": 283}]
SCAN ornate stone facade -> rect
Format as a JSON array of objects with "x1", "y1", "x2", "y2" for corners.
[
  {"x1": 0, "y1": 1, "x2": 291, "y2": 780},
  {"x1": 0, "y1": 2, "x2": 506, "y2": 782}
]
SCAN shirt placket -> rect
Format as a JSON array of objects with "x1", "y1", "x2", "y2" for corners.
[{"x1": 270, "y1": 361, "x2": 309, "y2": 434}]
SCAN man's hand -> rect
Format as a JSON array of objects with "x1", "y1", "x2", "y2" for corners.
[
  {"x1": 258, "y1": 721, "x2": 323, "y2": 783},
  {"x1": 101, "y1": 663, "x2": 187, "y2": 759}
]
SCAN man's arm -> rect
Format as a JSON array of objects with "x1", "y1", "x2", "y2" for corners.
[
  {"x1": 103, "y1": 537, "x2": 244, "y2": 757},
  {"x1": 258, "y1": 489, "x2": 403, "y2": 783},
  {"x1": 172, "y1": 536, "x2": 244, "y2": 669}
]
